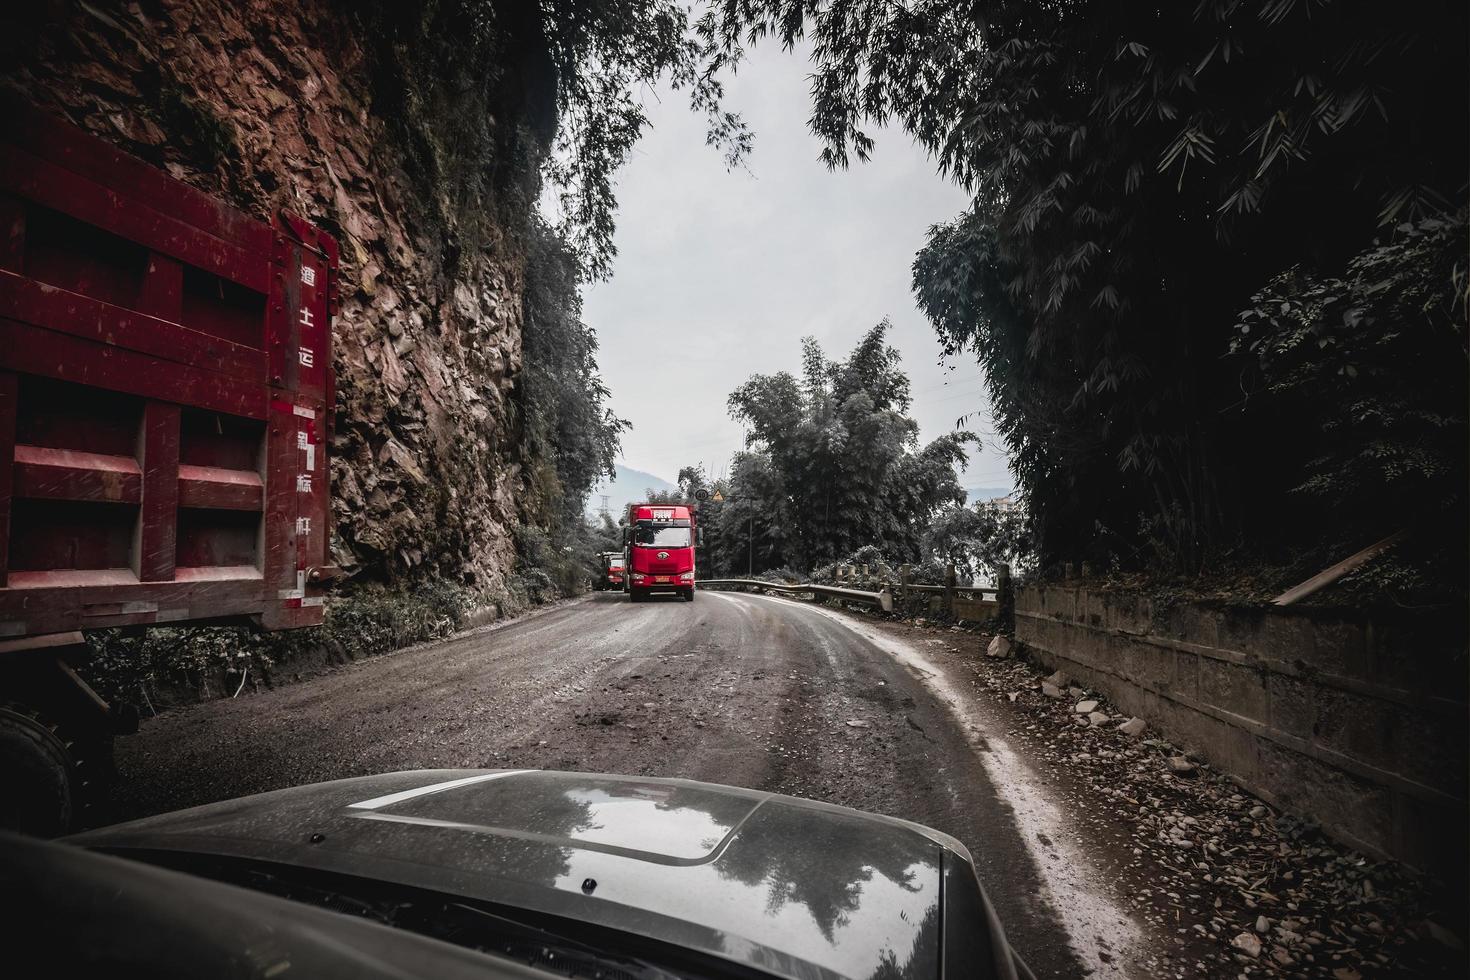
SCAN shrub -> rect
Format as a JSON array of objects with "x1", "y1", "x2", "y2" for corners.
[{"x1": 80, "y1": 580, "x2": 475, "y2": 707}]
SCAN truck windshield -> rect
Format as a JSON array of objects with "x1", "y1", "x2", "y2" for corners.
[
  {"x1": 634, "y1": 523, "x2": 691, "y2": 548},
  {"x1": 609, "y1": 559, "x2": 624, "y2": 569}
]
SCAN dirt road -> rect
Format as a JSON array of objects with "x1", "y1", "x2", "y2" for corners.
[{"x1": 108, "y1": 590, "x2": 1148, "y2": 977}]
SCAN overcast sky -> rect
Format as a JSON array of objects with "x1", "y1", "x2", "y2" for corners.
[{"x1": 580, "y1": 42, "x2": 1013, "y2": 493}]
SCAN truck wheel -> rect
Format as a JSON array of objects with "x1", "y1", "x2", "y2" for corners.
[
  {"x1": 684, "y1": 588, "x2": 695, "y2": 602},
  {"x1": 0, "y1": 705, "x2": 73, "y2": 837}
]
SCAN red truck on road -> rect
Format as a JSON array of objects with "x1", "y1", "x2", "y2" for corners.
[
  {"x1": 0, "y1": 101, "x2": 338, "y2": 833},
  {"x1": 623, "y1": 504, "x2": 701, "y2": 602},
  {"x1": 595, "y1": 552, "x2": 624, "y2": 591}
]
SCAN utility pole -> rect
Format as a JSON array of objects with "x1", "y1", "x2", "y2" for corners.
[{"x1": 748, "y1": 516, "x2": 754, "y2": 577}]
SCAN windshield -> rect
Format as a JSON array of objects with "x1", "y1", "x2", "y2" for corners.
[
  {"x1": 634, "y1": 523, "x2": 691, "y2": 548},
  {"x1": 609, "y1": 559, "x2": 624, "y2": 569}
]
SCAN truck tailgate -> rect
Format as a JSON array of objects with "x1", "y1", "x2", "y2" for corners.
[{"x1": 0, "y1": 100, "x2": 337, "y2": 638}]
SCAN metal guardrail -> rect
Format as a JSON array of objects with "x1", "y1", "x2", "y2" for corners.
[
  {"x1": 697, "y1": 579, "x2": 894, "y2": 613},
  {"x1": 902, "y1": 583, "x2": 998, "y2": 598}
]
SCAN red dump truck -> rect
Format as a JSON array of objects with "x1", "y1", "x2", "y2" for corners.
[
  {"x1": 623, "y1": 503, "x2": 701, "y2": 602},
  {"x1": 0, "y1": 101, "x2": 339, "y2": 833},
  {"x1": 595, "y1": 551, "x2": 625, "y2": 591}
]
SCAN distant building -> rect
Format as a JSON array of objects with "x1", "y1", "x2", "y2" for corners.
[{"x1": 982, "y1": 495, "x2": 1015, "y2": 513}]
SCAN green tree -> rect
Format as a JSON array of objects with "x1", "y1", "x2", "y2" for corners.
[
  {"x1": 1229, "y1": 214, "x2": 1468, "y2": 599},
  {"x1": 517, "y1": 218, "x2": 630, "y2": 602},
  {"x1": 701, "y1": 0, "x2": 1468, "y2": 578},
  {"x1": 521, "y1": 218, "x2": 629, "y2": 529},
  {"x1": 711, "y1": 452, "x2": 786, "y2": 576},
  {"x1": 644, "y1": 464, "x2": 717, "y2": 505},
  {"x1": 726, "y1": 321, "x2": 973, "y2": 572},
  {"x1": 538, "y1": 0, "x2": 749, "y2": 276},
  {"x1": 921, "y1": 502, "x2": 1033, "y2": 583}
]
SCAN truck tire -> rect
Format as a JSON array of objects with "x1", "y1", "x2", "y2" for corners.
[
  {"x1": 0, "y1": 705, "x2": 73, "y2": 837},
  {"x1": 683, "y1": 588, "x2": 695, "y2": 602}
]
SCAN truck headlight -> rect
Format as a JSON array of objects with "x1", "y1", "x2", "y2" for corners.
[{"x1": 679, "y1": 571, "x2": 695, "y2": 582}]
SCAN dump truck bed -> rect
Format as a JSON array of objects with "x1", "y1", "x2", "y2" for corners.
[{"x1": 0, "y1": 100, "x2": 337, "y2": 640}]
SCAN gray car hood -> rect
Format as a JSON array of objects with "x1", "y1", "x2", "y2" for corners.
[{"x1": 73, "y1": 770, "x2": 980, "y2": 980}]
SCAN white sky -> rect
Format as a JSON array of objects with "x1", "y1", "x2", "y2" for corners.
[{"x1": 578, "y1": 42, "x2": 1014, "y2": 492}]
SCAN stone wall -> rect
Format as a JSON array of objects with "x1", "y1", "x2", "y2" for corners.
[
  {"x1": 1, "y1": 0, "x2": 555, "y2": 591},
  {"x1": 1017, "y1": 584, "x2": 1467, "y2": 872}
]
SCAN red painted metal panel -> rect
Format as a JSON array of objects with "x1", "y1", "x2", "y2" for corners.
[
  {"x1": 136, "y1": 402, "x2": 180, "y2": 582},
  {"x1": 0, "y1": 372, "x2": 14, "y2": 588},
  {"x1": 177, "y1": 465, "x2": 264, "y2": 511},
  {"x1": 2, "y1": 98, "x2": 271, "y2": 253},
  {"x1": 12, "y1": 445, "x2": 142, "y2": 504},
  {"x1": 0, "y1": 317, "x2": 267, "y2": 419},
  {"x1": 0, "y1": 574, "x2": 269, "y2": 635},
  {"x1": 0, "y1": 195, "x2": 21, "y2": 272},
  {"x1": 136, "y1": 253, "x2": 183, "y2": 323},
  {"x1": 0, "y1": 147, "x2": 270, "y2": 293},
  {"x1": 0, "y1": 271, "x2": 265, "y2": 382},
  {"x1": 0, "y1": 104, "x2": 335, "y2": 639}
]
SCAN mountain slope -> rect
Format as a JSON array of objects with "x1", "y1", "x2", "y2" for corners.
[{"x1": 588, "y1": 465, "x2": 677, "y2": 519}]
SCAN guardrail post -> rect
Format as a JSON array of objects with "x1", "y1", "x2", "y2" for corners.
[
  {"x1": 899, "y1": 564, "x2": 911, "y2": 603},
  {"x1": 996, "y1": 562, "x2": 1014, "y2": 636},
  {"x1": 944, "y1": 564, "x2": 957, "y2": 617}
]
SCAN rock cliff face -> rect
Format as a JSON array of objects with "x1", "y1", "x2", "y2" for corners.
[{"x1": 2, "y1": 0, "x2": 555, "y2": 591}]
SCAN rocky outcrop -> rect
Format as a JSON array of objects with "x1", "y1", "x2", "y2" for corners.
[{"x1": 2, "y1": 0, "x2": 556, "y2": 590}]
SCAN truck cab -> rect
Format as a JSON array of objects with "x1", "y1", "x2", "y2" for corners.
[
  {"x1": 623, "y1": 505, "x2": 700, "y2": 602},
  {"x1": 595, "y1": 552, "x2": 624, "y2": 591}
]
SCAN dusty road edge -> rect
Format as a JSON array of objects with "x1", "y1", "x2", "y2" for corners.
[{"x1": 724, "y1": 592, "x2": 1148, "y2": 979}]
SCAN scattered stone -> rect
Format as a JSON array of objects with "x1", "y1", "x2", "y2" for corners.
[
  {"x1": 1231, "y1": 932, "x2": 1262, "y2": 958},
  {"x1": 986, "y1": 635, "x2": 1013, "y2": 658},
  {"x1": 845, "y1": 719, "x2": 871, "y2": 728},
  {"x1": 1075, "y1": 699, "x2": 1100, "y2": 713},
  {"x1": 960, "y1": 624, "x2": 1458, "y2": 979}
]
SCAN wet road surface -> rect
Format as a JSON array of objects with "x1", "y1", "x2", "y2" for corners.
[{"x1": 109, "y1": 589, "x2": 1147, "y2": 977}]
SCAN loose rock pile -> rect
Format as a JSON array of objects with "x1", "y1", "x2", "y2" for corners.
[{"x1": 967, "y1": 645, "x2": 1466, "y2": 978}]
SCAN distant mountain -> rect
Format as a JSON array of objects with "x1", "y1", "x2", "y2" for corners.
[
  {"x1": 587, "y1": 465, "x2": 677, "y2": 520},
  {"x1": 964, "y1": 486, "x2": 1014, "y2": 506}
]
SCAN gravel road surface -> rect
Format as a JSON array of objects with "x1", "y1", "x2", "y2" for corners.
[{"x1": 107, "y1": 589, "x2": 1150, "y2": 977}]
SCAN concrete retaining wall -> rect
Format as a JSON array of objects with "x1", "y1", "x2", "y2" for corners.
[{"x1": 1016, "y1": 584, "x2": 1467, "y2": 872}]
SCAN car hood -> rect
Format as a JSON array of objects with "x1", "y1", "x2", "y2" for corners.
[{"x1": 72, "y1": 770, "x2": 976, "y2": 980}]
